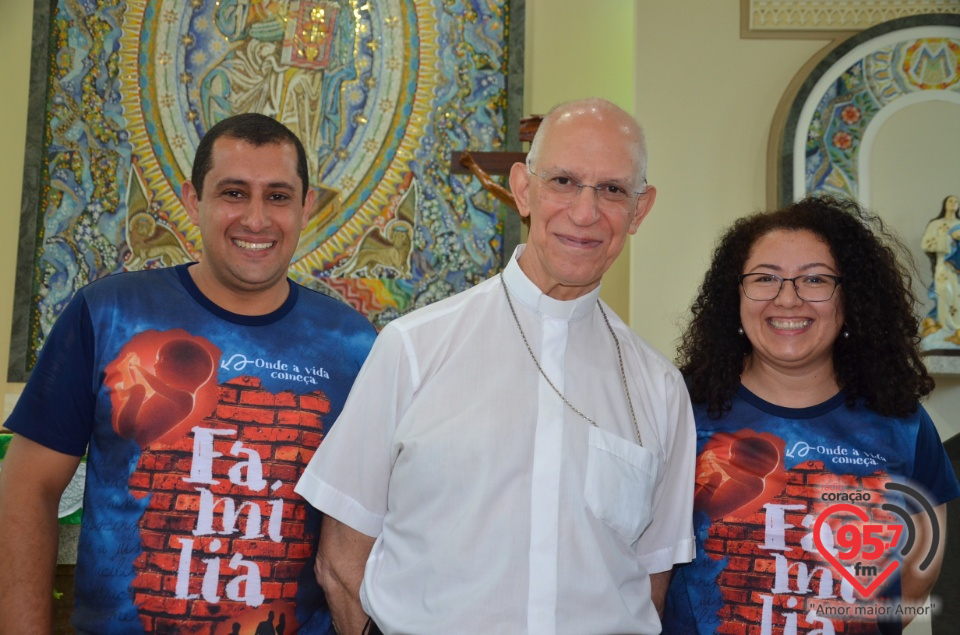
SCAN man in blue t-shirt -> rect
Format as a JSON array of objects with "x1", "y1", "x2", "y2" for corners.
[{"x1": 0, "y1": 113, "x2": 376, "y2": 633}]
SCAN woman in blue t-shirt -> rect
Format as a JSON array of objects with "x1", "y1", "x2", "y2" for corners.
[{"x1": 664, "y1": 195, "x2": 959, "y2": 635}]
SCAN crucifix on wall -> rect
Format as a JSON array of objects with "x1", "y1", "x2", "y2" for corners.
[{"x1": 450, "y1": 115, "x2": 543, "y2": 211}]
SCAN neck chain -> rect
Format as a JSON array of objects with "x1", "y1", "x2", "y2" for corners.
[{"x1": 501, "y1": 275, "x2": 642, "y2": 445}]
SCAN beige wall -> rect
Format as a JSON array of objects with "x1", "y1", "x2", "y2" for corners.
[
  {"x1": 524, "y1": 0, "x2": 636, "y2": 320},
  {"x1": 0, "y1": 2, "x2": 34, "y2": 400},
  {"x1": 870, "y1": 101, "x2": 960, "y2": 443},
  {"x1": 630, "y1": 0, "x2": 829, "y2": 355}
]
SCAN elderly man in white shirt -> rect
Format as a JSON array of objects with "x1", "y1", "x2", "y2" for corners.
[{"x1": 295, "y1": 98, "x2": 696, "y2": 635}]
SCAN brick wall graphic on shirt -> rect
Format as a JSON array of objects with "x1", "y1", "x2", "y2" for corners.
[
  {"x1": 126, "y1": 375, "x2": 330, "y2": 634},
  {"x1": 702, "y1": 460, "x2": 896, "y2": 635}
]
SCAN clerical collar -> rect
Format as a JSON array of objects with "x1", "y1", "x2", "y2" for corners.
[{"x1": 502, "y1": 245, "x2": 601, "y2": 321}]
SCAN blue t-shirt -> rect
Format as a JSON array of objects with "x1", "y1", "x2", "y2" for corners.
[
  {"x1": 664, "y1": 386, "x2": 959, "y2": 635},
  {"x1": 6, "y1": 265, "x2": 377, "y2": 634}
]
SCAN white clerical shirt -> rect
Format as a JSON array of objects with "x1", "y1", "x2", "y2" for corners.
[{"x1": 296, "y1": 246, "x2": 696, "y2": 634}]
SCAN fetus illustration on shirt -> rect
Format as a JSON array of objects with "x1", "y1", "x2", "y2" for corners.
[
  {"x1": 107, "y1": 328, "x2": 221, "y2": 448},
  {"x1": 694, "y1": 429, "x2": 787, "y2": 520}
]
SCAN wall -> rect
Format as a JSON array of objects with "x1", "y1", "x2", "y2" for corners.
[
  {"x1": 0, "y1": 2, "x2": 33, "y2": 401},
  {"x1": 0, "y1": 1, "x2": 831, "y2": 404},
  {"x1": 630, "y1": 0, "x2": 828, "y2": 355},
  {"x1": 627, "y1": 2, "x2": 960, "y2": 438},
  {"x1": 524, "y1": 0, "x2": 636, "y2": 320},
  {"x1": 871, "y1": 101, "x2": 960, "y2": 443}
]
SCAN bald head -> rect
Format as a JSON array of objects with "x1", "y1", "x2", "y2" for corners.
[{"x1": 525, "y1": 99, "x2": 648, "y2": 187}]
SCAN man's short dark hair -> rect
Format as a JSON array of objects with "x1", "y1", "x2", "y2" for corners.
[{"x1": 191, "y1": 113, "x2": 311, "y2": 203}]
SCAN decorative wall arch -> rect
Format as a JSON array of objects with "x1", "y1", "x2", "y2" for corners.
[{"x1": 778, "y1": 14, "x2": 960, "y2": 207}]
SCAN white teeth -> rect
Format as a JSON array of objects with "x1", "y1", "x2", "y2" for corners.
[
  {"x1": 769, "y1": 318, "x2": 811, "y2": 329},
  {"x1": 234, "y1": 239, "x2": 274, "y2": 251}
]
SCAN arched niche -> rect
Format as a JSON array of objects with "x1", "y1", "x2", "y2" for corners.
[{"x1": 777, "y1": 14, "x2": 960, "y2": 207}]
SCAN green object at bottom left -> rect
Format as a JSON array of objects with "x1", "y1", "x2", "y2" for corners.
[{"x1": 0, "y1": 432, "x2": 83, "y2": 524}]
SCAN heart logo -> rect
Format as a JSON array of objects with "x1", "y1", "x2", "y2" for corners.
[{"x1": 813, "y1": 503, "x2": 899, "y2": 597}]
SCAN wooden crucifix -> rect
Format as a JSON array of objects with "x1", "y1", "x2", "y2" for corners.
[{"x1": 449, "y1": 115, "x2": 543, "y2": 211}]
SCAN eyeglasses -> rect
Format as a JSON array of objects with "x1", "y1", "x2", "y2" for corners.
[
  {"x1": 738, "y1": 273, "x2": 842, "y2": 302},
  {"x1": 527, "y1": 167, "x2": 646, "y2": 213}
]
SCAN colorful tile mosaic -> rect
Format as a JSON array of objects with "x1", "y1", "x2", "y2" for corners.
[
  {"x1": 805, "y1": 36, "x2": 960, "y2": 199},
  {"x1": 19, "y1": 0, "x2": 516, "y2": 372}
]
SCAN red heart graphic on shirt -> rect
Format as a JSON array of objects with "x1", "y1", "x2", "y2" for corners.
[{"x1": 813, "y1": 503, "x2": 899, "y2": 597}]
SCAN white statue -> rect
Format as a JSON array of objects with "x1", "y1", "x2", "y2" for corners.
[{"x1": 921, "y1": 194, "x2": 960, "y2": 344}]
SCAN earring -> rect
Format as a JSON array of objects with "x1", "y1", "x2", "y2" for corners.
[
  {"x1": 737, "y1": 326, "x2": 744, "y2": 336},
  {"x1": 843, "y1": 330, "x2": 850, "y2": 339}
]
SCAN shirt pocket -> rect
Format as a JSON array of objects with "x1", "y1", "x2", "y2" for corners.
[{"x1": 584, "y1": 425, "x2": 659, "y2": 544}]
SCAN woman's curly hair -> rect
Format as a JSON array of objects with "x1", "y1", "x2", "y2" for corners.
[{"x1": 678, "y1": 195, "x2": 934, "y2": 419}]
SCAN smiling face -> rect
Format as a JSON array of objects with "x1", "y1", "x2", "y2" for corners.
[
  {"x1": 182, "y1": 137, "x2": 315, "y2": 315},
  {"x1": 509, "y1": 104, "x2": 655, "y2": 300},
  {"x1": 739, "y1": 229, "x2": 845, "y2": 380}
]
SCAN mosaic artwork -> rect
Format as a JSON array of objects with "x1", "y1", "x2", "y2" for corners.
[
  {"x1": 803, "y1": 36, "x2": 960, "y2": 198},
  {"x1": 16, "y1": 0, "x2": 517, "y2": 376}
]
